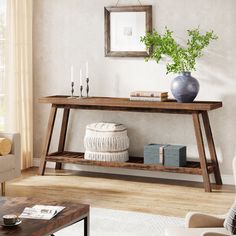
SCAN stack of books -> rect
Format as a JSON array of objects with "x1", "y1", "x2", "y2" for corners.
[{"x1": 130, "y1": 91, "x2": 168, "y2": 102}]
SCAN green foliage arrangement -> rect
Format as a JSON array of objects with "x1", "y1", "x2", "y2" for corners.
[{"x1": 140, "y1": 27, "x2": 218, "y2": 74}]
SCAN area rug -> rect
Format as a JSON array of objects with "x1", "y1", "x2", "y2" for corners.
[{"x1": 55, "y1": 207, "x2": 184, "y2": 236}]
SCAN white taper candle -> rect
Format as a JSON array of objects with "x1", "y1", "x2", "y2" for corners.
[
  {"x1": 80, "y1": 69, "x2": 82, "y2": 86},
  {"x1": 71, "y1": 65, "x2": 74, "y2": 82},
  {"x1": 86, "y1": 62, "x2": 89, "y2": 78}
]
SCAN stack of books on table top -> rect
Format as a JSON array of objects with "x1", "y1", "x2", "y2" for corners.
[{"x1": 130, "y1": 91, "x2": 168, "y2": 102}]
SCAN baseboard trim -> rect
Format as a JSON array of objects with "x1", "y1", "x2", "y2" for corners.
[{"x1": 33, "y1": 158, "x2": 234, "y2": 185}]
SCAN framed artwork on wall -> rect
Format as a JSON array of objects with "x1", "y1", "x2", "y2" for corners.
[{"x1": 104, "y1": 5, "x2": 152, "y2": 57}]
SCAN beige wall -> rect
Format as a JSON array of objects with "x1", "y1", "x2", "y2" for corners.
[{"x1": 33, "y1": 0, "x2": 236, "y2": 183}]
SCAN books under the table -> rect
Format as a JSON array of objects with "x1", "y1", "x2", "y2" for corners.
[
  {"x1": 130, "y1": 96, "x2": 168, "y2": 102},
  {"x1": 19, "y1": 205, "x2": 65, "y2": 220},
  {"x1": 130, "y1": 91, "x2": 168, "y2": 98}
]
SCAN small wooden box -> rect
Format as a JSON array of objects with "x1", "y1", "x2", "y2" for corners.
[
  {"x1": 144, "y1": 144, "x2": 166, "y2": 164},
  {"x1": 144, "y1": 144, "x2": 186, "y2": 167}
]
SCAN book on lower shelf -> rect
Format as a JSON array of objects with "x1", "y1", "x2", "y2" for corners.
[
  {"x1": 130, "y1": 91, "x2": 168, "y2": 98},
  {"x1": 130, "y1": 96, "x2": 168, "y2": 102},
  {"x1": 19, "y1": 205, "x2": 65, "y2": 220}
]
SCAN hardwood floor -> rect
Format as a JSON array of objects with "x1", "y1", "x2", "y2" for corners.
[{"x1": 5, "y1": 168, "x2": 235, "y2": 218}]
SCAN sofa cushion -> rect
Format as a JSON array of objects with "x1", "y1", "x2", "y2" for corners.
[
  {"x1": 165, "y1": 227, "x2": 230, "y2": 236},
  {"x1": 224, "y1": 202, "x2": 236, "y2": 234},
  {"x1": 0, "y1": 138, "x2": 12, "y2": 155}
]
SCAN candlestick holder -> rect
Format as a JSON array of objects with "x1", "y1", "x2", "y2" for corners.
[
  {"x1": 68, "y1": 82, "x2": 75, "y2": 99},
  {"x1": 86, "y1": 77, "x2": 89, "y2": 97},
  {"x1": 80, "y1": 85, "x2": 83, "y2": 98}
]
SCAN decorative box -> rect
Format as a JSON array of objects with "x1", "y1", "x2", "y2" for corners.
[
  {"x1": 144, "y1": 144, "x2": 166, "y2": 165},
  {"x1": 144, "y1": 144, "x2": 186, "y2": 167}
]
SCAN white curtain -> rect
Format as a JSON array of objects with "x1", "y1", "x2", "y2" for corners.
[{"x1": 5, "y1": 0, "x2": 33, "y2": 169}]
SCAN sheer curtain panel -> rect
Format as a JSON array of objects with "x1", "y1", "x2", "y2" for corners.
[{"x1": 5, "y1": 0, "x2": 33, "y2": 169}]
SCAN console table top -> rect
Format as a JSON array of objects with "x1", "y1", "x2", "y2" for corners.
[{"x1": 39, "y1": 95, "x2": 222, "y2": 112}]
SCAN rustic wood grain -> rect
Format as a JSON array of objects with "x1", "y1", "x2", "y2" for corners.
[
  {"x1": 46, "y1": 152, "x2": 215, "y2": 175},
  {"x1": 7, "y1": 168, "x2": 235, "y2": 218},
  {"x1": 192, "y1": 112, "x2": 211, "y2": 192},
  {"x1": 38, "y1": 105, "x2": 57, "y2": 176},
  {"x1": 0, "y1": 197, "x2": 89, "y2": 236},
  {"x1": 38, "y1": 96, "x2": 222, "y2": 112},
  {"x1": 104, "y1": 7, "x2": 111, "y2": 57},
  {"x1": 104, "y1": 6, "x2": 152, "y2": 57},
  {"x1": 55, "y1": 108, "x2": 70, "y2": 170},
  {"x1": 202, "y1": 111, "x2": 222, "y2": 185},
  {"x1": 1, "y1": 182, "x2": 5, "y2": 196},
  {"x1": 38, "y1": 96, "x2": 223, "y2": 192}
]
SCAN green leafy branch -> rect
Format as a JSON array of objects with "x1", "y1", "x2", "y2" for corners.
[{"x1": 140, "y1": 27, "x2": 218, "y2": 74}]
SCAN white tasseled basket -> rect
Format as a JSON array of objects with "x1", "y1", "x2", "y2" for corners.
[
  {"x1": 85, "y1": 150, "x2": 129, "y2": 162},
  {"x1": 0, "y1": 138, "x2": 12, "y2": 156},
  {"x1": 84, "y1": 122, "x2": 129, "y2": 162},
  {"x1": 84, "y1": 123, "x2": 129, "y2": 152}
]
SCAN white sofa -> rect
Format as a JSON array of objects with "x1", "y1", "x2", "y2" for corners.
[
  {"x1": 165, "y1": 158, "x2": 236, "y2": 236},
  {"x1": 165, "y1": 218, "x2": 231, "y2": 236},
  {"x1": 0, "y1": 132, "x2": 21, "y2": 195}
]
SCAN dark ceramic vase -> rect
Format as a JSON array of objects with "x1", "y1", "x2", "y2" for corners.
[{"x1": 170, "y1": 72, "x2": 199, "y2": 103}]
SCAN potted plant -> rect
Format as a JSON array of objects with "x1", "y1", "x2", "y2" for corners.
[{"x1": 140, "y1": 28, "x2": 218, "y2": 103}]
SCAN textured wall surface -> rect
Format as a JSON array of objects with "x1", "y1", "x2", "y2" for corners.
[{"x1": 33, "y1": 0, "x2": 236, "y2": 181}]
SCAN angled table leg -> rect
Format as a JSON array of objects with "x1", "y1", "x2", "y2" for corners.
[
  {"x1": 192, "y1": 112, "x2": 211, "y2": 192},
  {"x1": 38, "y1": 105, "x2": 57, "y2": 175},
  {"x1": 84, "y1": 214, "x2": 90, "y2": 236},
  {"x1": 202, "y1": 111, "x2": 222, "y2": 185},
  {"x1": 55, "y1": 108, "x2": 70, "y2": 170},
  {"x1": 1, "y1": 182, "x2": 5, "y2": 196}
]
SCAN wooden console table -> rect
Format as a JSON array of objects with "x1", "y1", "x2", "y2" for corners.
[{"x1": 38, "y1": 96, "x2": 223, "y2": 192}]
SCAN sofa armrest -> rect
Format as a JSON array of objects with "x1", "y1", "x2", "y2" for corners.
[
  {"x1": 185, "y1": 212, "x2": 226, "y2": 228},
  {"x1": 0, "y1": 132, "x2": 21, "y2": 171},
  {"x1": 201, "y1": 233, "x2": 230, "y2": 236}
]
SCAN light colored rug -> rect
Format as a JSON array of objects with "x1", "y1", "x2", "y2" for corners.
[{"x1": 55, "y1": 207, "x2": 184, "y2": 236}]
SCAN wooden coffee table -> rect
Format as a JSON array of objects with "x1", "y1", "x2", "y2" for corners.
[{"x1": 0, "y1": 197, "x2": 90, "y2": 236}]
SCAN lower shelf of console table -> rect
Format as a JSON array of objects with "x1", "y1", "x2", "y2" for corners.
[{"x1": 46, "y1": 151, "x2": 215, "y2": 175}]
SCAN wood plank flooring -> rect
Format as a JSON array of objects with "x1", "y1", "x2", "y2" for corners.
[{"x1": 5, "y1": 168, "x2": 235, "y2": 218}]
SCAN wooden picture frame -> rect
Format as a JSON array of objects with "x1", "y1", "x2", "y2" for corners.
[{"x1": 104, "y1": 5, "x2": 152, "y2": 57}]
